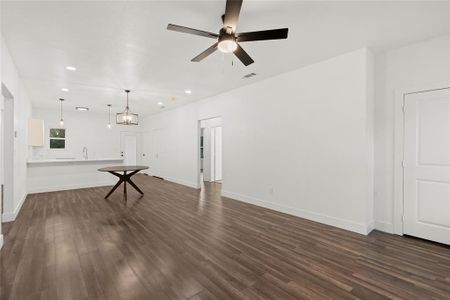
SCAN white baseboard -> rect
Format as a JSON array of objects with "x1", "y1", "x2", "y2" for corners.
[
  {"x1": 0, "y1": 234, "x2": 3, "y2": 251},
  {"x1": 221, "y1": 190, "x2": 373, "y2": 235},
  {"x1": 366, "y1": 221, "x2": 375, "y2": 235},
  {"x1": 27, "y1": 181, "x2": 115, "y2": 194},
  {"x1": 163, "y1": 176, "x2": 200, "y2": 189},
  {"x1": 375, "y1": 220, "x2": 394, "y2": 233},
  {"x1": 2, "y1": 192, "x2": 28, "y2": 223}
]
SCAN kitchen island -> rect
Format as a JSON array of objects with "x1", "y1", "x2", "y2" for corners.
[{"x1": 27, "y1": 158, "x2": 124, "y2": 193}]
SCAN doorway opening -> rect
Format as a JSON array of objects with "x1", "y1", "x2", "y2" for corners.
[{"x1": 198, "y1": 117, "x2": 222, "y2": 189}]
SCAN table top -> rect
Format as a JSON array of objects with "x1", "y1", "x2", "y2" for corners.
[{"x1": 98, "y1": 165, "x2": 149, "y2": 172}]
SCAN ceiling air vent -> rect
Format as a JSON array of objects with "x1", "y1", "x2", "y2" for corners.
[{"x1": 243, "y1": 72, "x2": 256, "y2": 79}]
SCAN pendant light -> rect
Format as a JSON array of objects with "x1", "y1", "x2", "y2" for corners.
[
  {"x1": 116, "y1": 90, "x2": 138, "y2": 125},
  {"x1": 59, "y1": 98, "x2": 64, "y2": 126},
  {"x1": 107, "y1": 104, "x2": 112, "y2": 129}
]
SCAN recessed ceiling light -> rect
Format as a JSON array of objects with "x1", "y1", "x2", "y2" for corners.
[
  {"x1": 61, "y1": 88, "x2": 69, "y2": 92},
  {"x1": 75, "y1": 107, "x2": 89, "y2": 111},
  {"x1": 157, "y1": 102, "x2": 164, "y2": 106},
  {"x1": 65, "y1": 66, "x2": 76, "y2": 71},
  {"x1": 185, "y1": 90, "x2": 192, "y2": 94}
]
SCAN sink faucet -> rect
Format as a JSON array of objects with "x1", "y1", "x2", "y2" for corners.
[{"x1": 82, "y1": 147, "x2": 88, "y2": 160}]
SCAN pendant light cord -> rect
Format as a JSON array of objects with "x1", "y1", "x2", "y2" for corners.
[
  {"x1": 59, "y1": 98, "x2": 64, "y2": 120},
  {"x1": 125, "y1": 90, "x2": 130, "y2": 110}
]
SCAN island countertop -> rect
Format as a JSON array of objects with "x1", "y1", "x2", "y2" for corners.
[
  {"x1": 27, "y1": 157, "x2": 127, "y2": 193},
  {"x1": 27, "y1": 157, "x2": 124, "y2": 164}
]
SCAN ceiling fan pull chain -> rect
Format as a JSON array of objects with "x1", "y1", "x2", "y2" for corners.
[{"x1": 221, "y1": 53, "x2": 225, "y2": 74}]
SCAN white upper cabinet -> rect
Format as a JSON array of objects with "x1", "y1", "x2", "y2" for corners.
[{"x1": 28, "y1": 119, "x2": 44, "y2": 146}]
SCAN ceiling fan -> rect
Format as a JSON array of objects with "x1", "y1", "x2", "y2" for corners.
[{"x1": 167, "y1": 0, "x2": 289, "y2": 66}]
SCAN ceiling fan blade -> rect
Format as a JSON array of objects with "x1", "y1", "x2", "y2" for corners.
[
  {"x1": 191, "y1": 43, "x2": 219, "y2": 62},
  {"x1": 167, "y1": 24, "x2": 218, "y2": 39},
  {"x1": 237, "y1": 28, "x2": 289, "y2": 42},
  {"x1": 234, "y1": 44, "x2": 254, "y2": 66},
  {"x1": 223, "y1": 0, "x2": 243, "y2": 31}
]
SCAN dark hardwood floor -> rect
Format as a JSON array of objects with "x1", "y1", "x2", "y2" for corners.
[{"x1": 1, "y1": 175, "x2": 449, "y2": 300}]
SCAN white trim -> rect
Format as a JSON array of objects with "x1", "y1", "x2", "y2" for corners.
[
  {"x1": 27, "y1": 181, "x2": 115, "y2": 194},
  {"x1": 164, "y1": 176, "x2": 199, "y2": 189},
  {"x1": 0, "y1": 234, "x2": 3, "y2": 251},
  {"x1": 222, "y1": 190, "x2": 374, "y2": 235},
  {"x1": 393, "y1": 81, "x2": 450, "y2": 235},
  {"x1": 197, "y1": 120, "x2": 202, "y2": 189},
  {"x1": 366, "y1": 221, "x2": 375, "y2": 234},
  {"x1": 375, "y1": 221, "x2": 394, "y2": 233},
  {"x1": 2, "y1": 192, "x2": 27, "y2": 222}
]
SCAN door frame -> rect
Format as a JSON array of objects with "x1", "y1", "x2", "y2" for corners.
[{"x1": 393, "y1": 81, "x2": 450, "y2": 235}]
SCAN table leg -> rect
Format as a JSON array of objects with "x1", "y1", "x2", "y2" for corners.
[
  {"x1": 103, "y1": 170, "x2": 145, "y2": 202},
  {"x1": 127, "y1": 178, "x2": 144, "y2": 195},
  {"x1": 105, "y1": 176, "x2": 124, "y2": 199},
  {"x1": 123, "y1": 171, "x2": 127, "y2": 203}
]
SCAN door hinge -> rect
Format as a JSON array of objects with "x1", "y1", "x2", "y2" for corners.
[
  {"x1": 402, "y1": 104, "x2": 407, "y2": 113},
  {"x1": 402, "y1": 160, "x2": 406, "y2": 168}
]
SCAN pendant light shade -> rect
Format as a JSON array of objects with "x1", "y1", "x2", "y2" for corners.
[
  {"x1": 59, "y1": 98, "x2": 64, "y2": 126},
  {"x1": 116, "y1": 90, "x2": 138, "y2": 125}
]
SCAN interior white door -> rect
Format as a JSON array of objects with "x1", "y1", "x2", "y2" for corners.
[
  {"x1": 404, "y1": 88, "x2": 450, "y2": 245},
  {"x1": 123, "y1": 135, "x2": 137, "y2": 165},
  {"x1": 214, "y1": 126, "x2": 222, "y2": 181}
]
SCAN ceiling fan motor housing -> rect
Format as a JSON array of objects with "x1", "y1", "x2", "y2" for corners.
[{"x1": 218, "y1": 27, "x2": 237, "y2": 53}]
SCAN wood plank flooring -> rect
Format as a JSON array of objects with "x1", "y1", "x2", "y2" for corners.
[{"x1": 1, "y1": 174, "x2": 449, "y2": 300}]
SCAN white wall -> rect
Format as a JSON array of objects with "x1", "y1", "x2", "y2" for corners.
[
  {"x1": 143, "y1": 48, "x2": 375, "y2": 234},
  {"x1": 374, "y1": 35, "x2": 450, "y2": 233},
  {"x1": 1, "y1": 34, "x2": 32, "y2": 227},
  {"x1": 31, "y1": 108, "x2": 143, "y2": 161}
]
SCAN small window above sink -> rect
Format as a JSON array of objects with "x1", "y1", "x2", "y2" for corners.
[{"x1": 49, "y1": 128, "x2": 66, "y2": 149}]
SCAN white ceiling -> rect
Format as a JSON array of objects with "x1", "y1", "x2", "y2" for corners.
[{"x1": 2, "y1": 1, "x2": 450, "y2": 116}]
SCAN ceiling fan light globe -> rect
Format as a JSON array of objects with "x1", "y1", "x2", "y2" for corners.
[{"x1": 218, "y1": 39, "x2": 238, "y2": 53}]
